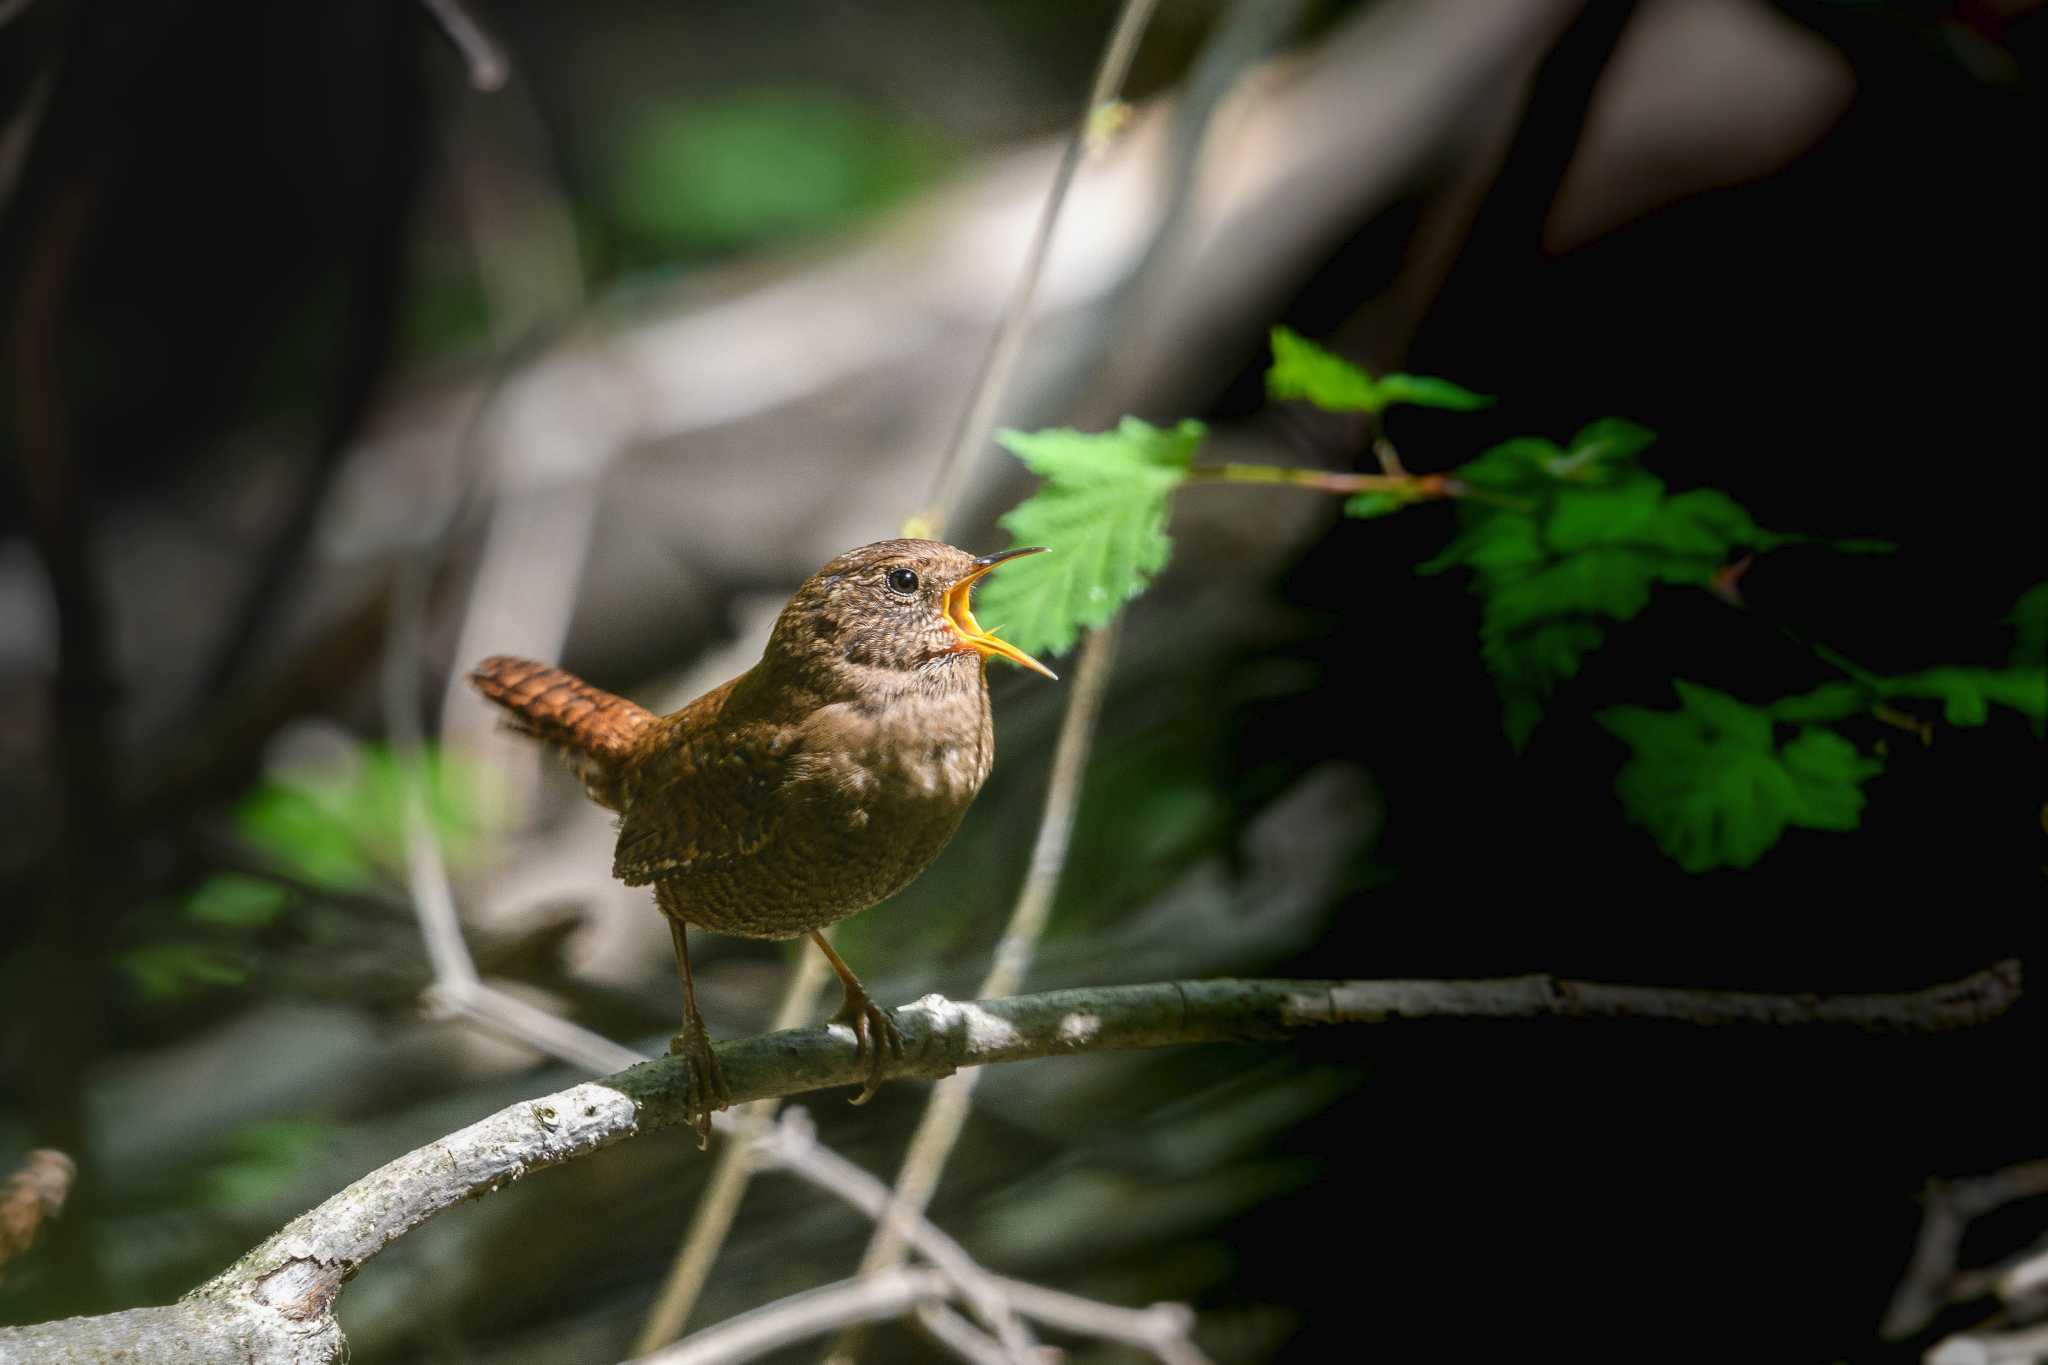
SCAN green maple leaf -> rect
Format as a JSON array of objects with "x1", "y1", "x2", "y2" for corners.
[
  {"x1": 1600, "y1": 682, "x2": 1881, "y2": 872},
  {"x1": 1420, "y1": 422, "x2": 1793, "y2": 749},
  {"x1": 973, "y1": 418, "x2": 1206, "y2": 657},
  {"x1": 1265, "y1": 327, "x2": 1490, "y2": 414}
]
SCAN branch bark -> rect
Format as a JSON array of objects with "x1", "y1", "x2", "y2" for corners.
[{"x1": 0, "y1": 965, "x2": 2018, "y2": 1364}]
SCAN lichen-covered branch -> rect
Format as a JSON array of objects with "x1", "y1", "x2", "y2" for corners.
[{"x1": 0, "y1": 964, "x2": 2018, "y2": 1364}]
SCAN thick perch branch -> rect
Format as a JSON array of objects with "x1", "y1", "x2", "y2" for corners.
[{"x1": 0, "y1": 965, "x2": 2018, "y2": 1364}]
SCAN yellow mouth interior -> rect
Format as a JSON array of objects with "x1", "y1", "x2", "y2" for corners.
[{"x1": 944, "y1": 570, "x2": 1057, "y2": 680}]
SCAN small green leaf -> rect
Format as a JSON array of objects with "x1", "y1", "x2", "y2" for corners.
[
  {"x1": 1482, "y1": 621, "x2": 1606, "y2": 748},
  {"x1": 1777, "y1": 728, "x2": 1878, "y2": 830},
  {"x1": 186, "y1": 874, "x2": 291, "y2": 929},
  {"x1": 120, "y1": 943, "x2": 251, "y2": 1001},
  {"x1": 1455, "y1": 438, "x2": 1564, "y2": 497},
  {"x1": 1486, "y1": 548, "x2": 1658, "y2": 631},
  {"x1": 1419, "y1": 511, "x2": 1544, "y2": 579},
  {"x1": 1767, "y1": 682, "x2": 1869, "y2": 723},
  {"x1": 1887, "y1": 666, "x2": 2047, "y2": 725},
  {"x1": 974, "y1": 418, "x2": 1205, "y2": 657},
  {"x1": 1343, "y1": 492, "x2": 1406, "y2": 519},
  {"x1": 1671, "y1": 680, "x2": 1773, "y2": 749},
  {"x1": 1265, "y1": 327, "x2": 1381, "y2": 411},
  {"x1": 1601, "y1": 685, "x2": 1881, "y2": 872},
  {"x1": 1562, "y1": 418, "x2": 1657, "y2": 470},
  {"x1": 1374, "y1": 374, "x2": 1494, "y2": 412}
]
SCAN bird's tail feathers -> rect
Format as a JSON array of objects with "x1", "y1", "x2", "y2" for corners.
[{"x1": 468, "y1": 656, "x2": 655, "y2": 808}]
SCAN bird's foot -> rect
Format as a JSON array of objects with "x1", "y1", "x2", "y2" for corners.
[
  {"x1": 830, "y1": 985, "x2": 904, "y2": 1105},
  {"x1": 666, "y1": 1014, "x2": 731, "y2": 1149}
]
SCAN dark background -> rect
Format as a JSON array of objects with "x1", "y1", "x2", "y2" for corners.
[{"x1": 3, "y1": 1, "x2": 2044, "y2": 1360}]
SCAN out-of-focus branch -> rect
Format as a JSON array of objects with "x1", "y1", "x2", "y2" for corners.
[
  {"x1": 632, "y1": 950, "x2": 831, "y2": 1354},
  {"x1": 0, "y1": 967, "x2": 2017, "y2": 1361},
  {"x1": 631, "y1": 1268, "x2": 954, "y2": 1365},
  {"x1": 754, "y1": 1110, "x2": 1040, "y2": 1359},
  {"x1": 0, "y1": 1149, "x2": 76, "y2": 1282},
  {"x1": 1927, "y1": 1322, "x2": 2048, "y2": 1365},
  {"x1": 915, "y1": 0, "x2": 1162, "y2": 537},
  {"x1": 1885, "y1": 1157, "x2": 2048, "y2": 1342},
  {"x1": 418, "y1": 0, "x2": 509, "y2": 91}
]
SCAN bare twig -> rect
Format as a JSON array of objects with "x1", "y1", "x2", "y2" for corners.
[
  {"x1": 419, "y1": 0, "x2": 510, "y2": 91},
  {"x1": 913, "y1": 1302, "x2": 1029, "y2": 1365},
  {"x1": 633, "y1": 1269, "x2": 952, "y2": 1365},
  {"x1": 754, "y1": 1110, "x2": 1039, "y2": 1359},
  {"x1": 987, "y1": 1275, "x2": 1211, "y2": 1365},
  {"x1": 633, "y1": 949, "x2": 832, "y2": 1354},
  {"x1": 0, "y1": 1149, "x2": 76, "y2": 1282},
  {"x1": 915, "y1": 0, "x2": 1162, "y2": 535},
  {"x1": 1886, "y1": 1158, "x2": 2048, "y2": 1339},
  {"x1": 0, "y1": 967, "x2": 2017, "y2": 1361},
  {"x1": 1927, "y1": 1322, "x2": 2048, "y2": 1365}
]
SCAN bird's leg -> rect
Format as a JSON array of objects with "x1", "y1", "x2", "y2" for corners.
[
  {"x1": 666, "y1": 919, "x2": 730, "y2": 1149},
  {"x1": 810, "y1": 930, "x2": 903, "y2": 1105}
]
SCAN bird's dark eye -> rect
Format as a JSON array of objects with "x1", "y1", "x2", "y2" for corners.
[{"x1": 886, "y1": 568, "x2": 920, "y2": 595}]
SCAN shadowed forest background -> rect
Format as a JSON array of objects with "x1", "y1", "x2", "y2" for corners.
[{"x1": 3, "y1": 0, "x2": 2046, "y2": 1361}]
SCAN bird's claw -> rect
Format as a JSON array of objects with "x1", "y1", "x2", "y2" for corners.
[
  {"x1": 831, "y1": 986, "x2": 904, "y2": 1105},
  {"x1": 667, "y1": 1014, "x2": 731, "y2": 1150}
]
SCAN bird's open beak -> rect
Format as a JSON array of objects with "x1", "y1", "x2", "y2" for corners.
[{"x1": 944, "y1": 547, "x2": 1057, "y2": 680}]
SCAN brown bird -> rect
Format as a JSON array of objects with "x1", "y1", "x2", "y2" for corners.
[{"x1": 469, "y1": 539, "x2": 1053, "y2": 1144}]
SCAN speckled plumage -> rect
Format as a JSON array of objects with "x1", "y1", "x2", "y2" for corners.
[{"x1": 470, "y1": 539, "x2": 1049, "y2": 1137}]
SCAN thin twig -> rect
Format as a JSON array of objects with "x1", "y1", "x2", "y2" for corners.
[
  {"x1": 988, "y1": 1274, "x2": 1212, "y2": 1365},
  {"x1": 632, "y1": 1268, "x2": 952, "y2": 1365},
  {"x1": 1927, "y1": 1321, "x2": 2048, "y2": 1365},
  {"x1": 419, "y1": 0, "x2": 510, "y2": 91},
  {"x1": 915, "y1": 0, "x2": 1162, "y2": 535},
  {"x1": 1885, "y1": 1158, "x2": 2048, "y2": 1338},
  {"x1": 633, "y1": 948, "x2": 832, "y2": 1354},
  {"x1": 913, "y1": 1302, "x2": 1027, "y2": 1365},
  {"x1": 755, "y1": 1110, "x2": 1038, "y2": 1359}
]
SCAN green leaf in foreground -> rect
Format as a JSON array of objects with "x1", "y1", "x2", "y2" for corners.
[
  {"x1": 1600, "y1": 682, "x2": 1882, "y2": 873},
  {"x1": 1265, "y1": 327, "x2": 1490, "y2": 414},
  {"x1": 974, "y1": 418, "x2": 1206, "y2": 657}
]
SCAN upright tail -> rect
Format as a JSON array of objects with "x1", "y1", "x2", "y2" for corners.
[{"x1": 468, "y1": 656, "x2": 657, "y2": 809}]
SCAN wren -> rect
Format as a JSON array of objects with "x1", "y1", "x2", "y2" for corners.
[{"x1": 470, "y1": 539, "x2": 1053, "y2": 1144}]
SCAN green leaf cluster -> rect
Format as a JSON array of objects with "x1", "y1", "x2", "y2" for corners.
[
  {"x1": 1266, "y1": 327, "x2": 1491, "y2": 414},
  {"x1": 1599, "y1": 683, "x2": 1882, "y2": 872},
  {"x1": 973, "y1": 418, "x2": 1206, "y2": 657},
  {"x1": 1421, "y1": 421, "x2": 1773, "y2": 747}
]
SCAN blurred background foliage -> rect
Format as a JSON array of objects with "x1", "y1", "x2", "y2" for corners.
[{"x1": 2, "y1": 0, "x2": 2045, "y2": 1362}]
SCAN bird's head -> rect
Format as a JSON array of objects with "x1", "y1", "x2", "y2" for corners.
[{"x1": 763, "y1": 539, "x2": 1055, "y2": 698}]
